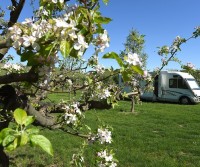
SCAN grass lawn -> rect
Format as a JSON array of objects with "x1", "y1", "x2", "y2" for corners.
[{"x1": 8, "y1": 97, "x2": 200, "y2": 167}]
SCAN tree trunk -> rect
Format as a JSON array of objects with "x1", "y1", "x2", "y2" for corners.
[{"x1": 130, "y1": 95, "x2": 135, "y2": 113}]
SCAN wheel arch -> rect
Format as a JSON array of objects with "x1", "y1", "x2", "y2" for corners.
[{"x1": 179, "y1": 95, "x2": 191, "y2": 104}]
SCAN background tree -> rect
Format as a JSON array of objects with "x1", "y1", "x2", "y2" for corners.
[
  {"x1": 122, "y1": 28, "x2": 148, "y2": 69},
  {"x1": 120, "y1": 28, "x2": 149, "y2": 113}
]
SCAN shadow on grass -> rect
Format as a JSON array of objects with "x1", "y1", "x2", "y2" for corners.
[{"x1": 9, "y1": 153, "x2": 47, "y2": 167}]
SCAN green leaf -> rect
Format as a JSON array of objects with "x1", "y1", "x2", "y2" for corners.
[
  {"x1": 14, "y1": 108, "x2": 27, "y2": 125},
  {"x1": 0, "y1": 128, "x2": 15, "y2": 139},
  {"x1": 121, "y1": 70, "x2": 132, "y2": 82},
  {"x1": 27, "y1": 128, "x2": 40, "y2": 135},
  {"x1": 20, "y1": 132, "x2": 29, "y2": 146},
  {"x1": 69, "y1": 48, "x2": 79, "y2": 58},
  {"x1": 103, "y1": 52, "x2": 124, "y2": 67},
  {"x1": 60, "y1": 41, "x2": 71, "y2": 58},
  {"x1": 79, "y1": 7, "x2": 89, "y2": 19},
  {"x1": 102, "y1": 0, "x2": 109, "y2": 5},
  {"x1": 13, "y1": 137, "x2": 19, "y2": 149},
  {"x1": 130, "y1": 65, "x2": 144, "y2": 75},
  {"x1": 25, "y1": 116, "x2": 35, "y2": 126},
  {"x1": 2, "y1": 135, "x2": 15, "y2": 147},
  {"x1": 39, "y1": 43, "x2": 56, "y2": 58},
  {"x1": 94, "y1": 16, "x2": 112, "y2": 24},
  {"x1": 30, "y1": 135, "x2": 53, "y2": 156},
  {"x1": 20, "y1": 50, "x2": 35, "y2": 63},
  {"x1": 0, "y1": 132, "x2": 2, "y2": 145},
  {"x1": 5, "y1": 143, "x2": 15, "y2": 151}
]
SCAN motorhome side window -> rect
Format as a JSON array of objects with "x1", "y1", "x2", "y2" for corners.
[
  {"x1": 169, "y1": 76, "x2": 188, "y2": 89},
  {"x1": 169, "y1": 79, "x2": 177, "y2": 88}
]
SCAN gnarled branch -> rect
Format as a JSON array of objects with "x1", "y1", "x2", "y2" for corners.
[{"x1": 0, "y1": 71, "x2": 38, "y2": 84}]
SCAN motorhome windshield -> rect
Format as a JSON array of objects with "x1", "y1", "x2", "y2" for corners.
[{"x1": 186, "y1": 78, "x2": 200, "y2": 90}]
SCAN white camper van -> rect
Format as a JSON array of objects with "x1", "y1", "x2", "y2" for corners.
[{"x1": 140, "y1": 71, "x2": 200, "y2": 104}]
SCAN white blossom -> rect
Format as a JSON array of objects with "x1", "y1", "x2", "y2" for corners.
[
  {"x1": 3, "y1": 63, "x2": 10, "y2": 69},
  {"x1": 98, "y1": 89, "x2": 111, "y2": 99},
  {"x1": 97, "y1": 150, "x2": 107, "y2": 158},
  {"x1": 61, "y1": 104, "x2": 70, "y2": 111},
  {"x1": 71, "y1": 102, "x2": 78, "y2": 109},
  {"x1": 8, "y1": 25, "x2": 22, "y2": 35},
  {"x1": 67, "y1": 79, "x2": 73, "y2": 86},
  {"x1": 42, "y1": 9, "x2": 49, "y2": 16},
  {"x1": 142, "y1": 70, "x2": 151, "y2": 81},
  {"x1": 125, "y1": 52, "x2": 142, "y2": 66},
  {"x1": 22, "y1": 18, "x2": 33, "y2": 25},
  {"x1": 52, "y1": 0, "x2": 64, "y2": 3},
  {"x1": 64, "y1": 12, "x2": 73, "y2": 21},
  {"x1": 161, "y1": 58, "x2": 167, "y2": 65},
  {"x1": 104, "y1": 89, "x2": 111, "y2": 98},
  {"x1": 105, "y1": 155, "x2": 113, "y2": 162},
  {"x1": 65, "y1": 113, "x2": 77, "y2": 125},
  {"x1": 74, "y1": 34, "x2": 88, "y2": 56},
  {"x1": 22, "y1": 35, "x2": 37, "y2": 48},
  {"x1": 11, "y1": 35, "x2": 23, "y2": 49},
  {"x1": 7, "y1": 5, "x2": 16, "y2": 11},
  {"x1": 62, "y1": 102, "x2": 83, "y2": 126},
  {"x1": 32, "y1": 42, "x2": 40, "y2": 51},
  {"x1": 97, "y1": 150, "x2": 117, "y2": 167},
  {"x1": 54, "y1": 18, "x2": 70, "y2": 28},
  {"x1": 95, "y1": 64, "x2": 105, "y2": 73},
  {"x1": 3, "y1": 63, "x2": 22, "y2": 71},
  {"x1": 186, "y1": 62, "x2": 195, "y2": 69},
  {"x1": 131, "y1": 78, "x2": 138, "y2": 87},
  {"x1": 95, "y1": 30, "x2": 110, "y2": 52},
  {"x1": 110, "y1": 162, "x2": 117, "y2": 167},
  {"x1": 97, "y1": 128, "x2": 112, "y2": 144},
  {"x1": 12, "y1": 64, "x2": 22, "y2": 71},
  {"x1": 52, "y1": 0, "x2": 58, "y2": 3},
  {"x1": 32, "y1": 20, "x2": 52, "y2": 39},
  {"x1": 68, "y1": 30, "x2": 77, "y2": 40}
]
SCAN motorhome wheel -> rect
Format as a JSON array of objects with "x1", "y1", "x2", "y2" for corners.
[{"x1": 180, "y1": 97, "x2": 190, "y2": 105}]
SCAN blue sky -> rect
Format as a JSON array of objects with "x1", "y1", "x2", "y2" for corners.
[
  {"x1": 2, "y1": 0, "x2": 200, "y2": 71},
  {"x1": 98, "y1": 0, "x2": 200, "y2": 71}
]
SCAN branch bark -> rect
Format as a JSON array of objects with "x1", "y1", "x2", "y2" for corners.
[
  {"x1": 0, "y1": 39, "x2": 10, "y2": 60},
  {"x1": 8, "y1": 0, "x2": 25, "y2": 27},
  {"x1": 25, "y1": 104, "x2": 56, "y2": 127},
  {"x1": 0, "y1": 39, "x2": 10, "y2": 49},
  {"x1": 0, "y1": 71, "x2": 38, "y2": 84}
]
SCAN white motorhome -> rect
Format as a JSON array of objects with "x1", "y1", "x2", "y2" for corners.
[{"x1": 140, "y1": 71, "x2": 200, "y2": 104}]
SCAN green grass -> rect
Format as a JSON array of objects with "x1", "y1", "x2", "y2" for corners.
[
  {"x1": 83, "y1": 102, "x2": 200, "y2": 167},
  {"x1": 46, "y1": 91, "x2": 82, "y2": 103},
  {"x1": 8, "y1": 97, "x2": 200, "y2": 167}
]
